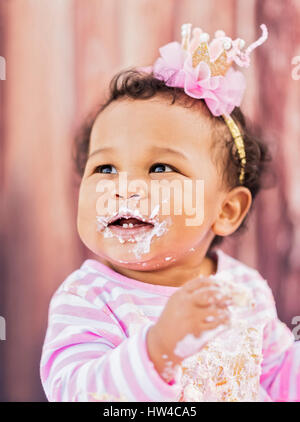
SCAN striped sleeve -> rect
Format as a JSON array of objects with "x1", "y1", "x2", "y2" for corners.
[
  {"x1": 40, "y1": 287, "x2": 180, "y2": 402},
  {"x1": 260, "y1": 317, "x2": 300, "y2": 401}
]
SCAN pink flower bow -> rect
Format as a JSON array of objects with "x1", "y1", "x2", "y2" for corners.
[{"x1": 140, "y1": 41, "x2": 246, "y2": 117}]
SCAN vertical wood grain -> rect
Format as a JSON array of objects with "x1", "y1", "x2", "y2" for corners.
[
  {"x1": 1, "y1": 0, "x2": 81, "y2": 401},
  {"x1": 255, "y1": 0, "x2": 300, "y2": 324}
]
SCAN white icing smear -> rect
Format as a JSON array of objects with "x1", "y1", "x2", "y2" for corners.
[
  {"x1": 174, "y1": 277, "x2": 273, "y2": 401},
  {"x1": 149, "y1": 203, "x2": 160, "y2": 219},
  {"x1": 131, "y1": 218, "x2": 170, "y2": 259},
  {"x1": 96, "y1": 203, "x2": 155, "y2": 229},
  {"x1": 96, "y1": 204, "x2": 172, "y2": 259},
  {"x1": 174, "y1": 324, "x2": 228, "y2": 358},
  {"x1": 161, "y1": 360, "x2": 183, "y2": 385}
]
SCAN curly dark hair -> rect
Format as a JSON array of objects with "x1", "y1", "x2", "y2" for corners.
[{"x1": 73, "y1": 68, "x2": 273, "y2": 253}]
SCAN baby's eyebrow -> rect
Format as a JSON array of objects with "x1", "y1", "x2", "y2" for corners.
[
  {"x1": 88, "y1": 147, "x2": 114, "y2": 160},
  {"x1": 88, "y1": 146, "x2": 188, "y2": 161},
  {"x1": 149, "y1": 146, "x2": 188, "y2": 160}
]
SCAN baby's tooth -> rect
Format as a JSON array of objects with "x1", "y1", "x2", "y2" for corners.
[
  {"x1": 128, "y1": 223, "x2": 134, "y2": 228},
  {"x1": 123, "y1": 223, "x2": 128, "y2": 228}
]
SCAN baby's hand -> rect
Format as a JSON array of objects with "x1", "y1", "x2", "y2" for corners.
[{"x1": 147, "y1": 277, "x2": 232, "y2": 382}]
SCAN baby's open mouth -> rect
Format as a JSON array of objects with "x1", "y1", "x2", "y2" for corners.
[
  {"x1": 106, "y1": 216, "x2": 155, "y2": 241},
  {"x1": 97, "y1": 208, "x2": 170, "y2": 251},
  {"x1": 108, "y1": 217, "x2": 154, "y2": 229}
]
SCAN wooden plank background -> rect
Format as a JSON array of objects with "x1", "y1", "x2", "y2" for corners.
[{"x1": 0, "y1": 0, "x2": 299, "y2": 401}]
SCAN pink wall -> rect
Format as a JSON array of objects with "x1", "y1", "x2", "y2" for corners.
[{"x1": 0, "y1": 0, "x2": 299, "y2": 401}]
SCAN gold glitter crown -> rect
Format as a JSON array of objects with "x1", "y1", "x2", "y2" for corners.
[
  {"x1": 180, "y1": 23, "x2": 248, "y2": 77},
  {"x1": 192, "y1": 43, "x2": 231, "y2": 77}
]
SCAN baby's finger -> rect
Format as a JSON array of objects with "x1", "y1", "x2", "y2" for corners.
[
  {"x1": 200, "y1": 307, "x2": 231, "y2": 327},
  {"x1": 194, "y1": 311, "x2": 231, "y2": 343},
  {"x1": 192, "y1": 288, "x2": 233, "y2": 308},
  {"x1": 184, "y1": 277, "x2": 221, "y2": 293}
]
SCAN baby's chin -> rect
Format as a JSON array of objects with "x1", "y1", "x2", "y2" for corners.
[
  {"x1": 91, "y1": 231, "x2": 203, "y2": 272},
  {"x1": 80, "y1": 218, "x2": 200, "y2": 271},
  {"x1": 89, "y1": 218, "x2": 177, "y2": 268},
  {"x1": 92, "y1": 239, "x2": 179, "y2": 271},
  {"x1": 105, "y1": 255, "x2": 175, "y2": 272}
]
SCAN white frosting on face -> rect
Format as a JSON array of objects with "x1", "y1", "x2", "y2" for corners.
[
  {"x1": 96, "y1": 203, "x2": 155, "y2": 230},
  {"x1": 130, "y1": 218, "x2": 171, "y2": 259},
  {"x1": 96, "y1": 204, "x2": 173, "y2": 259},
  {"x1": 149, "y1": 203, "x2": 160, "y2": 219}
]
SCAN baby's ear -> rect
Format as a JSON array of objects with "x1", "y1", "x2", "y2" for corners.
[{"x1": 211, "y1": 187, "x2": 252, "y2": 237}]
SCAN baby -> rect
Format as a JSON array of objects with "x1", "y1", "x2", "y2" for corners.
[{"x1": 40, "y1": 24, "x2": 300, "y2": 402}]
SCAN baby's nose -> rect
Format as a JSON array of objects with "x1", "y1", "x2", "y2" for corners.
[
  {"x1": 115, "y1": 192, "x2": 141, "y2": 199},
  {"x1": 111, "y1": 181, "x2": 148, "y2": 201},
  {"x1": 113, "y1": 188, "x2": 148, "y2": 201}
]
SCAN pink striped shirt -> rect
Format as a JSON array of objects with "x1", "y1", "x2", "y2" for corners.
[{"x1": 40, "y1": 248, "x2": 300, "y2": 401}]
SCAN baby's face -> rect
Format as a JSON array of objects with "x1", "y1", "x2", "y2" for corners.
[{"x1": 77, "y1": 97, "x2": 227, "y2": 270}]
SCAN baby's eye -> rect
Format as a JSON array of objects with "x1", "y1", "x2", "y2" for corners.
[
  {"x1": 95, "y1": 165, "x2": 117, "y2": 174},
  {"x1": 150, "y1": 163, "x2": 175, "y2": 173}
]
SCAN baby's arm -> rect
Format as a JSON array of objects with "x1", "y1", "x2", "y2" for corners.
[
  {"x1": 260, "y1": 317, "x2": 300, "y2": 402},
  {"x1": 40, "y1": 287, "x2": 179, "y2": 402}
]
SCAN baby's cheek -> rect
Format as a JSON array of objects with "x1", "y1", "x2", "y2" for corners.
[
  {"x1": 77, "y1": 179, "x2": 100, "y2": 236},
  {"x1": 79, "y1": 181, "x2": 96, "y2": 216},
  {"x1": 202, "y1": 185, "x2": 222, "y2": 223},
  {"x1": 175, "y1": 178, "x2": 206, "y2": 229},
  {"x1": 167, "y1": 179, "x2": 217, "y2": 246},
  {"x1": 185, "y1": 176, "x2": 220, "y2": 224}
]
